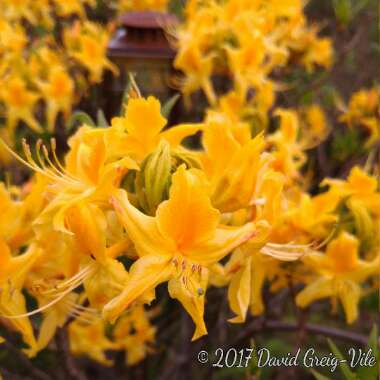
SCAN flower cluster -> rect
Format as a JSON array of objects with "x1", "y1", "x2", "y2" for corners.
[
  {"x1": 0, "y1": 94, "x2": 378, "y2": 365},
  {"x1": 174, "y1": 0, "x2": 333, "y2": 107},
  {"x1": 340, "y1": 87, "x2": 380, "y2": 147},
  {"x1": 0, "y1": 0, "x2": 116, "y2": 151}
]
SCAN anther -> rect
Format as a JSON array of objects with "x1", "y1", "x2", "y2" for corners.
[{"x1": 50, "y1": 138, "x2": 56, "y2": 150}]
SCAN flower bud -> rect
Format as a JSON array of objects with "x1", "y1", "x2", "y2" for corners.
[{"x1": 135, "y1": 140, "x2": 171, "y2": 215}]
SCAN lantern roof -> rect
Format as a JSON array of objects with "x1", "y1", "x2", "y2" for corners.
[{"x1": 108, "y1": 11, "x2": 178, "y2": 60}]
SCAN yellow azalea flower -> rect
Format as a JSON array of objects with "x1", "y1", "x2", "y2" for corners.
[
  {"x1": 36, "y1": 67, "x2": 74, "y2": 131},
  {"x1": 201, "y1": 111, "x2": 272, "y2": 212},
  {"x1": 69, "y1": 319, "x2": 117, "y2": 366},
  {"x1": 300, "y1": 104, "x2": 330, "y2": 149},
  {"x1": 113, "y1": 305, "x2": 156, "y2": 365},
  {"x1": 66, "y1": 22, "x2": 117, "y2": 83},
  {"x1": 111, "y1": 96, "x2": 203, "y2": 161},
  {"x1": 217, "y1": 89, "x2": 272, "y2": 133},
  {"x1": 64, "y1": 126, "x2": 136, "y2": 185},
  {"x1": 226, "y1": 35, "x2": 267, "y2": 98},
  {"x1": 0, "y1": 76, "x2": 41, "y2": 136},
  {"x1": 339, "y1": 87, "x2": 379, "y2": 127},
  {"x1": 3, "y1": 128, "x2": 137, "y2": 235},
  {"x1": 0, "y1": 241, "x2": 41, "y2": 357},
  {"x1": 287, "y1": 192, "x2": 339, "y2": 239},
  {"x1": 0, "y1": 336, "x2": 4, "y2": 344},
  {"x1": 296, "y1": 232, "x2": 379, "y2": 323},
  {"x1": 103, "y1": 165, "x2": 257, "y2": 339},
  {"x1": 301, "y1": 37, "x2": 333, "y2": 71},
  {"x1": 268, "y1": 109, "x2": 306, "y2": 181},
  {"x1": 339, "y1": 88, "x2": 380, "y2": 147},
  {"x1": 174, "y1": 44, "x2": 216, "y2": 105},
  {"x1": 322, "y1": 166, "x2": 380, "y2": 216}
]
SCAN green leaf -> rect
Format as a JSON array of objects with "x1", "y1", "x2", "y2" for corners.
[
  {"x1": 96, "y1": 109, "x2": 108, "y2": 127},
  {"x1": 367, "y1": 324, "x2": 378, "y2": 356},
  {"x1": 356, "y1": 325, "x2": 380, "y2": 380},
  {"x1": 331, "y1": 128, "x2": 364, "y2": 162},
  {"x1": 310, "y1": 368, "x2": 333, "y2": 380},
  {"x1": 67, "y1": 111, "x2": 95, "y2": 131},
  {"x1": 246, "y1": 339, "x2": 262, "y2": 378},
  {"x1": 162, "y1": 93, "x2": 181, "y2": 118},
  {"x1": 327, "y1": 339, "x2": 356, "y2": 380},
  {"x1": 332, "y1": 0, "x2": 353, "y2": 25}
]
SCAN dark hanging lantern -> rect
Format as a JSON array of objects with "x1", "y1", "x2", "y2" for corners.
[{"x1": 105, "y1": 11, "x2": 179, "y2": 119}]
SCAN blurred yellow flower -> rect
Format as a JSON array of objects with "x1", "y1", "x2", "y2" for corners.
[
  {"x1": 0, "y1": 76, "x2": 41, "y2": 136},
  {"x1": 296, "y1": 232, "x2": 379, "y2": 323},
  {"x1": 69, "y1": 319, "x2": 117, "y2": 366}
]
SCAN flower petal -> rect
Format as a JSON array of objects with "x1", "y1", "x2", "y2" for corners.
[
  {"x1": 103, "y1": 254, "x2": 173, "y2": 323},
  {"x1": 65, "y1": 203, "x2": 107, "y2": 262},
  {"x1": 186, "y1": 223, "x2": 256, "y2": 266},
  {"x1": 338, "y1": 280, "x2": 361, "y2": 324},
  {"x1": 156, "y1": 165, "x2": 219, "y2": 250},
  {"x1": 296, "y1": 277, "x2": 334, "y2": 308},
  {"x1": 0, "y1": 287, "x2": 38, "y2": 357},
  {"x1": 249, "y1": 255, "x2": 268, "y2": 316},
  {"x1": 125, "y1": 96, "x2": 167, "y2": 139},
  {"x1": 228, "y1": 256, "x2": 251, "y2": 323},
  {"x1": 111, "y1": 189, "x2": 173, "y2": 257},
  {"x1": 160, "y1": 123, "x2": 203, "y2": 148},
  {"x1": 168, "y1": 269, "x2": 208, "y2": 341}
]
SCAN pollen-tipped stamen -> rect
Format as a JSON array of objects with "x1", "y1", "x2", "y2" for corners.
[
  {"x1": 49, "y1": 138, "x2": 79, "y2": 182},
  {"x1": 261, "y1": 243, "x2": 308, "y2": 261},
  {"x1": 40, "y1": 263, "x2": 96, "y2": 296}
]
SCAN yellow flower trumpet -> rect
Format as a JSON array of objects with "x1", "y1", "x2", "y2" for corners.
[{"x1": 104, "y1": 165, "x2": 257, "y2": 340}]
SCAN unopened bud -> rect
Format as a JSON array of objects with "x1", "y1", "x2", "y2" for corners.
[{"x1": 135, "y1": 140, "x2": 171, "y2": 215}]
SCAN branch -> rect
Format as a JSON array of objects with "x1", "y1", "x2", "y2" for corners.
[
  {"x1": 55, "y1": 327, "x2": 88, "y2": 380},
  {"x1": 0, "y1": 338, "x2": 50, "y2": 380},
  {"x1": 0, "y1": 367, "x2": 29, "y2": 380},
  {"x1": 231, "y1": 318, "x2": 368, "y2": 347}
]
